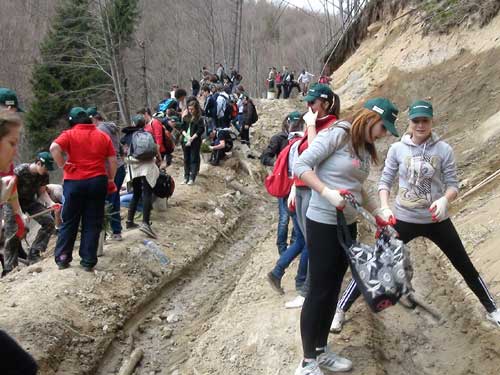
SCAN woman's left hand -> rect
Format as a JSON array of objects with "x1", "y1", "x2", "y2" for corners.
[{"x1": 429, "y1": 196, "x2": 448, "y2": 222}]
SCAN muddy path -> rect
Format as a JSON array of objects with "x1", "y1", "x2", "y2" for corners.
[
  {"x1": 163, "y1": 215, "x2": 500, "y2": 375},
  {"x1": 94, "y1": 200, "x2": 275, "y2": 375}
]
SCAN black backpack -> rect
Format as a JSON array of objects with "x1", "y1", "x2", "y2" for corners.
[
  {"x1": 153, "y1": 170, "x2": 175, "y2": 199},
  {"x1": 249, "y1": 101, "x2": 258, "y2": 124}
]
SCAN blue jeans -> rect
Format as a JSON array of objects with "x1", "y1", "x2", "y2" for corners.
[
  {"x1": 107, "y1": 165, "x2": 126, "y2": 234},
  {"x1": 272, "y1": 214, "x2": 308, "y2": 289},
  {"x1": 55, "y1": 175, "x2": 107, "y2": 268},
  {"x1": 277, "y1": 197, "x2": 296, "y2": 255}
]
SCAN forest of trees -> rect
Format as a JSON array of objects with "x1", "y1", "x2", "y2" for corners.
[{"x1": 0, "y1": 0, "x2": 364, "y2": 153}]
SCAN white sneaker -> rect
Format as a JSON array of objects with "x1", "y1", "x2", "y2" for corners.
[
  {"x1": 285, "y1": 295, "x2": 305, "y2": 309},
  {"x1": 330, "y1": 308, "x2": 345, "y2": 333},
  {"x1": 486, "y1": 309, "x2": 500, "y2": 327},
  {"x1": 317, "y1": 348, "x2": 353, "y2": 372},
  {"x1": 295, "y1": 360, "x2": 324, "y2": 375}
]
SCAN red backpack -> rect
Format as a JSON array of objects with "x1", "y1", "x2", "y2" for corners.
[{"x1": 264, "y1": 137, "x2": 302, "y2": 198}]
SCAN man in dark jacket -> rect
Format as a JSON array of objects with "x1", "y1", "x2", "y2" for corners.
[
  {"x1": 241, "y1": 94, "x2": 257, "y2": 146},
  {"x1": 201, "y1": 85, "x2": 217, "y2": 135},
  {"x1": 260, "y1": 111, "x2": 303, "y2": 256}
]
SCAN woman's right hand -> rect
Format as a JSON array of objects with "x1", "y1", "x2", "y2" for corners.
[
  {"x1": 373, "y1": 207, "x2": 396, "y2": 226},
  {"x1": 321, "y1": 187, "x2": 345, "y2": 209}
]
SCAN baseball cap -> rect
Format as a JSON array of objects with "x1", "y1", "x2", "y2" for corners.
[
  {"x1": 0, "y1": 88, "x2": 23, "y2": 112},
  {"x1": 302, "y1": 84, "x2": 333, "y2": 103},
  {"x1": 37, "y1": 151, "x2": 55, "y2": 171},
  {"x1": 287, "y1": 111, "x2": 302, "y2": 122},
  {"x1": 408, "y1": 100, "x2": 433, "y2": 120},
  {"x1": 68, "y1": 107, "x2": 90, "y2": 124},
  {"x1": 363, "y1": 98, "x2": 399, "y2": 137}
]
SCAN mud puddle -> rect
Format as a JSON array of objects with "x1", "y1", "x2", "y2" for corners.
[{"x1": 95, "y1": 200, "x2": 275, "y2": 375}]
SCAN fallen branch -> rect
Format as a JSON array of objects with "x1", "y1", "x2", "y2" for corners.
[
  {"x1": 406, "y1": 293, "x2": 444, "y2": 323},
  {"x1": 210, "y1": 225, "x2": 233, "y2": 243},
  {"x1": 118, "y1": 348, "x2": 144, "y2": 375},
  {"x1": 456, "y1": 168, "x2": 500, "y2": 202}
]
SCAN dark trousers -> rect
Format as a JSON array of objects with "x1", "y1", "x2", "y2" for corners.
[
  {"x1": 300, "y1": 218, "x2": 357, "y2": 359},
  {"x1": 338, "y1": 218, "x2": 498, "y2": 313},
  {"x1": 20, "y1": 200, "x2": 55, "y2": 256},
  {"x1": 0, "y1": 330, "x2": 38, "y2": 375},
  {"x1": 54, "y1": 175, "x2": 107, "y2": 268},
  {"x1": 283, "y1": 82, "x2": 291, "y2": 99},
  {"x1": 276, "y1": 83, "x2": 282, "y2": 99},
  {"x1": 240, "y1": 125, "x2": 250, "y2": 145},
  {"x1": 182, "y1": 142, "x2": 201, "y2": 181},
  {"x1": 106, "y1": 165, "x2": 126, "y2": 235},
  {"x1": 128, "y1": 176, "x2": 153, "y2": 225},
  {"x1": 209, "y1": 149, "x2": 225, "y2": 165}
]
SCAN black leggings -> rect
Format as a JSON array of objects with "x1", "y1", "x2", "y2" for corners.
[
  {"x1": 128, "y1": 176, "x2": 153, "y2": 224},
  {"x1": 338, "y1": 219, "x2": 497, "y2": 313},
  {"x1": 300, "y1": 218, "x2": 357, "y2": 359}
]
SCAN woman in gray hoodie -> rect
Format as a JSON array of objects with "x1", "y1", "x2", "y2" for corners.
[{"x1": 331, "y1": 100, "x2": 500, "y2": 333}]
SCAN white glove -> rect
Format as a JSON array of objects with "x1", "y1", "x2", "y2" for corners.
[
  {"x1": 321, "y1": 187, "x2": 345, "y2": 209},
  {"x1": 0, "y1": 176, "x2": 17, "y2": 204},
  {"x1": 287, "y1": 184, "x2": 296, "y2": 211},
  {"x1": 303, "y1": 107, "x2": 318, "y2": 127},
  {"x1": 373, "y1": 207, "x2": 395, "y2": 223},
  {"x1": 429, "y1": 196, "x2": 448, "y2": 222}
]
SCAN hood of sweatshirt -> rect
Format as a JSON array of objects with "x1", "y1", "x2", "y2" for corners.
[{"x1": 401, "y1": 132, "x2": 441, "y2": 147}]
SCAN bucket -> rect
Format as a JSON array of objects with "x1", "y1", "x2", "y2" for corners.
[{"x1": 267, "y1": 91, "x2": 276, "y2": 100}]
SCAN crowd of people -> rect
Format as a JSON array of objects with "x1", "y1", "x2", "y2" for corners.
[
  {"x1": 267, "y1": 66, "x2": 333, "y2": 99},
  {"x1": 1, "y1": 58, "x2": 500, "y2": 374},
  {"x1": 260, "y1": 83, "x2": 500, "y2": 374},
  {"x1": 0, "y1": 65, "x2": 259, "y2": 275}
]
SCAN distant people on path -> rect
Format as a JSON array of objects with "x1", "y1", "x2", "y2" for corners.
[
  {"x1": 191, "y1": 78, "x2": 200, "y2": 97},
  {"x1": 122, "y1": 114, "x2": 159, "y2": 239},
  {"x1": 208, "y1": 128, "x2": 233, "y2": 166},
  {"x1": 88, "y1": 107, "x2": 125, "y2": 241},
  {"x1": 241, "y1": 94, "x2": 258, "y2": 146},
  {"x1": 50, "y1": 107, "x2": 117, "y2": 271},
  {"x1": 180, "y1": 100, "x2": 204, "y2": 185},
  {"x1": 297, "y1": 70, "x2": 314, "y2": 96}
]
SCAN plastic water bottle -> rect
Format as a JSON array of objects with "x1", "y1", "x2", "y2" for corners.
[{"x1": 143, "y1": 240, "x2": 170, "y2": 266}]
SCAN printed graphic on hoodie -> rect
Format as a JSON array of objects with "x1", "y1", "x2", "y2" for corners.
[{"x1": 400, "y1": 150, "x2": 441, "y2": 209}]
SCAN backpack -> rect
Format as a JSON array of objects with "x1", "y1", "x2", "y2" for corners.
[
  {"x1": 219, "y1": 95, "x2": 233, "y2": 123},
  {"x1": 230, "y1": 102, "x2": 238, "y2": 120},
  {"x1": 153, "y1": 170, "x2": 175, "y2": 199},
  {"x1": 130, "y1": 130, "x2": 157, "y2": 160},
  {"x1": 161, "y1": 126, "x2": 175, "y2": 154},
  {"x1": 158, "y1": 98, "x2": 177, "y2": 112},
  {"x1": 336, "y1": 208, "x2": 413, "y2": 313},
  {"x1": 264, "y1": 137, "x2": 301, "y2": 198},
  {"x1": 249, "y1": 101, "x2": 258, "y2": 124}
]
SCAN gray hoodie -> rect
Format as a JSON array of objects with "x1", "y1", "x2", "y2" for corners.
[
  {"x1": 98, "y1": 122, "x2": 124, "y2": 168},
  {"x1": 379, "y1": 133, "x2": 459, "y2": 224},
  {"x1": 294, "y1": 123, "x2": 371, "y2": 225}
]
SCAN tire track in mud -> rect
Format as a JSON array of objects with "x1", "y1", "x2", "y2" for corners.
[{"x1": 95, "y1": 200, "x2": 275, "y2": 375}]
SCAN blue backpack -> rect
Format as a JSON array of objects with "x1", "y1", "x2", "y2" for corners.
[{"x1": 157, "y1": 98, "x2": 177, "y2": 112}]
